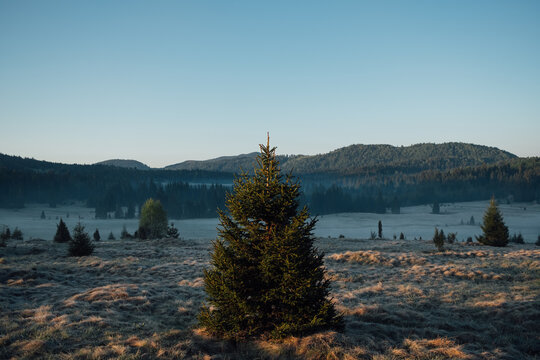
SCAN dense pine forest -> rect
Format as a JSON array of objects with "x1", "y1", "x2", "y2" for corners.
[{"x1": 1, "y1": 143, "x2": 538, "y2": 218}]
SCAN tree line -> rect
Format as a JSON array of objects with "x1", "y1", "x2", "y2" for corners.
[{"x1": 1, "y1": 153, "x2": 538, "y2": 217}]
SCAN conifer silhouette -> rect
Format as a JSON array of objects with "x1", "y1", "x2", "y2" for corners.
[
  {"x1": 477, "y1": 198, "x2": 509, "y2": 247},
  {"x1": 199, "y1": 136, "x2": 342, "y2": 339}
]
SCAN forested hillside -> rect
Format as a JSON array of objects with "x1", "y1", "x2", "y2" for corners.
[
  {"x1": 163, "y1": 143, "x2": 516, "y2": 174},
  {"x1": 95, "y1": 159, "x2": 151, "y2": 170},
  {"x1": 0, "y1": 146, "x2": 537, "y2": 218}
]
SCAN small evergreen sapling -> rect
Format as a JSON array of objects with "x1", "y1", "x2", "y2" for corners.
[
  {"x1": 476, "y1": 198, "x2": 509, "y2": 247},
  {"x1": 167, "y1": 223, "x2": 180, "y2": 239},
  {"x1": 433, "y1": 228, "x2": 445, "y2": 251},
  {"x1": 120, "y1": 225, "x2": 132, "y2": 239},
  {"x1": 199, "y1": 137, "x2": 342, "y2": 339},
  {"x1": 68, "y1": 223, "x2": 94, "y2": 256},
  {"x1": 108, "y1": 231, "x2": 115, "y2": 240},
  {"x1": 93, "y1": 229, "x2": 101, "y2": 242},
  {"x1": 432, "y1": 201, "x2": 440, "y2": 214},
  {"x1": 510, "y1": 233, "x2": 524, "y2": 244},
  {"x1": 12, "y1": 227, "x2": 23, "y2": 240},
  {"x1": 54, "y1": 219, "x2": 72, "y2": 243}
]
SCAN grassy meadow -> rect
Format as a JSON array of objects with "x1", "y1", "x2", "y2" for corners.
[{"x1": 1, "y1": 234, "x2": 538, "y2": 359}]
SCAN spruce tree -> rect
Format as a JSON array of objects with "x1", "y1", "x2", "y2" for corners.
[
  {"x1": 378, "y1": 220, "x2": 383, "y2": 239},
  {"x1": 167, "y1": 223, "x2": 180, "y2": 239},
  {"x1": 476, "y1": 198, "x2": 509, "y2": 247},
  {"x1": 54, "y1": 219, "x2": 72, "y2": 243},
  {"x1": 12, "y1": 227, "x2": 23, "y2": 240},
  {"x1": 93, "y1": 229, "x2": 101, "y2": 242},
  {"x1": 433, "y1": 227, "x2": 445, "y2": 251},
  {"x1": 432, "y1": 201, "x2": 440, "y2": 214},
  {"x1": 199, "y1": 137, "x2": 342, "y2": 339},
  {"x1": 68, "y1": 223, "x2": 94, "y2": 256}
]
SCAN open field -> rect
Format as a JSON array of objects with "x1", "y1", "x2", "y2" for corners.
[
  {"x1": 1, "y1": 235, "x2": 539, "y2": 359},
  {"x1": 1, "y1": 200, "x2": 540, "y2": 243}
]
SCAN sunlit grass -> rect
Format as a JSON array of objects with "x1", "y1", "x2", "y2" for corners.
[{"x1": 0, "y1": 237, "x2": 538, "y2": 359}]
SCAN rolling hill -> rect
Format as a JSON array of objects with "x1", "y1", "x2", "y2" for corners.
[
  {"x1": 95, "y1": 159, "x2": 151, "y2": 170},
  {"x1": 164, "y1": 143, "x2": 517, "y2": 175}
]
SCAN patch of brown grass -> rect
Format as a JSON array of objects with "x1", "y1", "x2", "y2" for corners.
[{"x1": 0, "y1": 237, "x2": 538, "y2": 359}]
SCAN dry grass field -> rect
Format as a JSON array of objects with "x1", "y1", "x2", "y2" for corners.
[{"x1": 1, "y1": 236, "x2": 538, "y2": 359}]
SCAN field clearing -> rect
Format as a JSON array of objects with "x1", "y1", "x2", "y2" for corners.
[
  {"x1": 1, "y1": 200, "x2": 540, "y2": 243},
  {"x1": 1, "y1": 235, "x2": 538, "y2": 359}
]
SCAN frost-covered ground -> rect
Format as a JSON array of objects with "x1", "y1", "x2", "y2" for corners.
[
  {"x1": 1, "y1": 200, "x2": 539, "y2": 243},
  {"x1": 1, "y1": 235, "x2": 538, "y2": 359},
  {"x1": 317, "y1": 201, "x2": 540, "y2": 243}
]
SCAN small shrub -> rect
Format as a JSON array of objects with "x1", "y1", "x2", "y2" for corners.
[
  {"x1": 399, "y1": 232, "x2": 405, "y2": 240},
  {"x1": 338, "y1": 234, "x2": 345, "y2": 239},
  {"x1": 11, "y1": 227, "x2": 23, "y2": 240},
  {"x1": 393, "y1": 234, "x2": 397, "y2": 240},
  {"x1": 93, "y1": 229, "x2": 101, "y2": 242},
  {"x1": 467, "y1": 236, "x2": 473, "y2": 243},
  {"x1": 108, "y1": 231, "x2": 115, "y2": 240},
  {"x1": 370, "y1": 231, "x2": 377, "y2": 240},
  {"x1": 120, "y1": 225, "x2": 132, "y2": 239},
  {"x1": 54, "y1": 219, "x2": 71, "y2": 243},
  {"x1": 433, "y1": 228, "x2": 445, "y2": 251},
  {"x1": 510, "y1": 233, "x2": 524, "y2": 244},
  {"x1": 68, "y1": 223, "x2": 94, "y2": 256},
  {"x1": 167, "y1": 223, "x2": 180, "y2": 239},
  {"x1": 447, "y1": 232, "x2": 457, "y2": 244}
]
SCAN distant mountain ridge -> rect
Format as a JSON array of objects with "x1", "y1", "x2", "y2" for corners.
[
  {"x1": 95, "y1": 159, "x2": 151, "y2": 170},
  {"x1": 164, "y1": 143, "x2": 517, "y2": 175}
]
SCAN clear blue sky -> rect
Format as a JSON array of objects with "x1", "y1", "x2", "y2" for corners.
[{"x1": 1, "y1": 0, "x2": 539, "y2": 167}]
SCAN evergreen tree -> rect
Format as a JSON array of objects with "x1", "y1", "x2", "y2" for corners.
[
  {"x1": 378, "y1": 220, "x2": 383, "y2": 239},
  {"x1": 138, "y1": 198, "x2": 168, "y2": 239},
  {"x1": 476, "y1": 198, "x2": 509, "y2": 247},
  {"x1": 0, "y1": 227, "x2": 10, "y2": 245},
  {"x1": 68, "y1": 223, "x2": 94, "y2": 256},
  {"x1": 120, "y1": 225, "x2": 131, "y2": 239},
  {"x1": 93, "y1": 229, "x2": 101, "y2": 242},
  {"x1": 469, "y1": 215, "x2": 475, "y2": 225},
  {"x1": 108, "y1": 231, "x2": 116, "y2": 240},
  {"x1": 40, "y1": 210, "x2": 46, "y2": 219},
  {"x1": 12, "y1": 227, "x2": 23, "y2": 240},
  {"x1": 432, "y1": 201, "x2": 440, "y2": 214},
  {"x1": 167, "y1": 223, "x2": 180, "y2": 239},
  {"x1": 433, "y1": 227, "x2": 445, "y2": 251},
  {"x1": 54, "y1": 219, "x2": 72, "y2": 243},
  {"x1": 199, "y1": 137, "x2": 342, "y2": 339}
]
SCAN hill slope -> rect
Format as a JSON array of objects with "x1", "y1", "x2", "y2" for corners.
[
  {"x1": 165, "y1": 143, "x2": 516, "y2": 174},
  {"x1": 96, "y1": 159, "x2": 151, "y2": 170}
]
